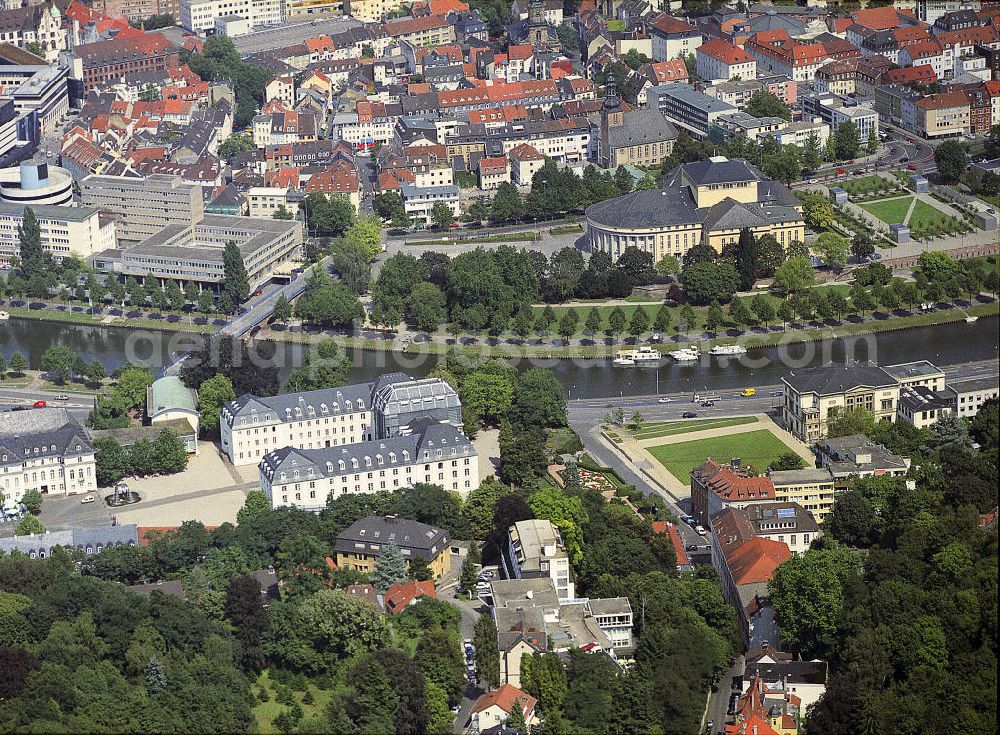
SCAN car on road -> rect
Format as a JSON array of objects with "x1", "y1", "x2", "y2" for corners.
[
  {"x1": 33, "y1": 400, "x2": 47, "y2": 408},
  {"x1": 900, "y1": 156, "x2": 909, "y2": 163},
  {"x1": 683, "y1": 516, "x2": 698, "y2": 527},
  {"x1": 836, "y1": 168, "x2": 846, "y2": 175},
  {"x1": 695, "y1": 525, "x2": 708, "y2": 536},
  {"x1": 706, "y1": 720, "x2": 714, "y2": 732},
  {"x1": 56, "y1": 394, "x2": 69, "y2": 401},
  {"x1": 682, "y1": 411, "x2": 698, "y2": 418},
  {"x1": 657, "y1": 397, "x2": 672, "y2": 403},
  {"x1": 80, "y1": 495, "x2": 96, "y2": 504},
  {"x1": 252, "y1": 289, "x2": 264, "y2": 297},
  {"x1": 770, "y1": 390, "x2": 784, "y2": 397},
  {"x1": 907, "y1": 164, "x2": 917, "y2": 170},
  {"x1": 701, "y1": 400, "x2": 716, "y2": 407},
  {"x1": 740, "y1": 388, "x2": 756, "y2": 397}
]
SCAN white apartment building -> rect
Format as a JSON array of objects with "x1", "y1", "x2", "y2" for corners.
[
  {"x1": 329, "y1": 111, "x2": 397, "y2": 150},
  {"x1": 696, "y1": 39, "x2": 758, "y2": 82},
  {"x1": 945, "y1": 377, "x2": 999, "y2": 419},
  {"x1": 221, "y1": 373, "x2": 462, "y2": 466},
  {"x1": 650, "y1": 14, "x2": 703, "y2": 62},
  {"x1": 0, "y1": 202, "x2": 113, "y2": 269},
  {"x1": 0, "y1": 409, "x2": 96, "y2": 501},
  {"x1": 247, "y1": 187, "x2": 297, "y2": 218},
  {"x1": 259, "y1": 420, "x2": 479, "y2": 510},
  {"x1": 769, "y1": 118, "x2": 830, "y2": 147},
  {"x1": 505, "y1": 519, "x2": 575, "y2": 601},
  {"x1": 180, "y1": 0, "x2": 283, "y2": 32},
  {"x1": 401, "y1": 184, "x2": 460, "y2": 226}
]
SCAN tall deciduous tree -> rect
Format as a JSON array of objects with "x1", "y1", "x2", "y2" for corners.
[{"x1": 197, "y1": 374, "x2": 236, "y2": 437}]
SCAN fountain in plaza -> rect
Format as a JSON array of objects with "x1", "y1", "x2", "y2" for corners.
[{"x1": 105, "y1": 481, "x2": 140, "y2": 506}]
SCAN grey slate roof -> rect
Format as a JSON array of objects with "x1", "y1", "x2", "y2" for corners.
[
  {"x1": 226, "y1": 378, "x2": 383, "y2": 425},
  {"x1": 584, "y1": 187, "x2": 702, "y2": 229},
  {"x1": 607, "y1": 108, "x2": 678, "y2": 149},
  {"x1": 0, "y1": 408, "x2": 93, "y2": 463},
  {"x1": 261, "y1": 419, "x2": 474, "y2": 483},
  {"x1": 0, "y1": 524, "x2": 138, "y2": 556},
  {"x1": 333, "y1": 512, "x2": 451, "y2": 560},
  {"x1": 682, "y1": 157, "x2": 760, "y2": 185},
  {"x1": 782, "y1": 363, "x2": 897, "y2": 395}
]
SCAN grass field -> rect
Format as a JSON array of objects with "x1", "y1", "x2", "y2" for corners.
[
  {"x1": 633, "y1": 416, "x2": 758, "y2": 441},
  {"x1": 251, "y1": 670, "x2": 334, "y2": 734},
  {"x1": 907, "y1": 199, "x2": 956, "y2": 230},
  {"x1": 647, "y1": 429, "x2": 792, "y2": 481},
  {"x1": 860, "y1": 196, "x2": 912, "y2": 225}
]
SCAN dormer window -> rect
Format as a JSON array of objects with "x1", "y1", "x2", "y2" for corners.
[
  {"x1": 351, "y1": 458, "x2": 359, "y2": 469},
  {"x1": 389, "y1": 452, "x2": 396, "y2": 463},
  {"x1": 364, "y1": 456, "x2": 372, "y2": 467},
  {"x1": 339, "y1": 460, "x2": 346, "y2": 470}
]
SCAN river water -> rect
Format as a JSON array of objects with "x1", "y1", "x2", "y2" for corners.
[{"x1": 1, "y1": 316, "x2": 997, "y2": 399}]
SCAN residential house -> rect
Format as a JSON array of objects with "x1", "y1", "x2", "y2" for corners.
[
  {"x1": 766, "y1": 469, "x2": 837, "y2": 524},
  {"x1": 815, "y1": 434, "x2": 911, "y2": 486},
  {"x1": 744, "y1": 649, "x2": 828, "y2": 714},
  {"x1": 478, "y1": 155, "x2": 510, "y2": 189},
  {"x1": 333, "y1": 515, "x2": 452, "y2": 578},
  {"x1": 503, "y1": 519, "x2": 574, "y2": 600},
  {"x1": 781, "y1": 363, "x2": 901, "y2": 443},
  {"x1": 745, "y1": 30, "x2": 829, "y2": 81},
  {"x1": 649, "y1": 13, "x2": 702, "y2": 62},
  {"x1": 384, "y1": 579, "x2": 436, "y2": 614},
  {"x1": 697, "y1": 38, "x2": 758, "y2": 82},
  {"x1": 710, "y1": 505, "x2": 790, "y2": 648},
  {"x1": 470, "y1": 684, "x2": 539, "y2": 732},
  {"x1": 651, "y1": 520, "x2": 691, "y2": 571},
  {"x1": 690, "y1": 458, "x2": 777, "y2": 526},
  {"x1": 740, "y1": 502, "x2": 821, "y2": 554},
  {"x1": 943, "y1": 376, "x2": 999, "y2": 418},
  {"x1": 509, "y1": 142, "x2": 545, "y2": 185}
]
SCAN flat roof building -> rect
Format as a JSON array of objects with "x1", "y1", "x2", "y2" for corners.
[
  {"x1": 80, "y1": 173, "x2": 205, "y2": 244},
  {"x1": 0, "y1": 201, "x2": 115, "y2": 269},
  {"x1": 504, "y1": 518, "x2": 575, "y2": 601}
]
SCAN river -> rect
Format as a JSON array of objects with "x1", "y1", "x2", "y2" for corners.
[{"x1": 1, "y1": 316, "x2": 997, "y2": 399}]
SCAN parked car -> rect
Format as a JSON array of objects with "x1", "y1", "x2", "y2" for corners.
[
  {"x1": 33, "y1": 400, "x2": 47, "y2": 408},
  {"x1": 80, "y1": 495, "x2": 96, "y2": 504},
  {"x1": 657, "y1": 397, "x2": 672, "y2": 403},
  {"x1": 478, "y1": 570, "x2": 494, "y2": 580},
  {"x1": 836, "y1": 168, "x2": 846, "y2": 175},
  {"x1": 682, "y1": 411, "x2": 698, "y2": 418},
  {"x1": 701, "y1": 400, "x2": 716, "y2": 407},
  {"x1": 728, "y1": 693, "x2": 740, "y2": 715},
  {"x1": 695, "y1": 525, "x2": 708, "y2": 536}
]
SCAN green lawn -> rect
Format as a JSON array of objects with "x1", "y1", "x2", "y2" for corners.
[
  {"x1": 251, "y1": 670, "x2": 334, "y2": 734},
  {"x1": 840, "y1": 175, "x2": 901, "y2": 198},
  {"x1": 647, "y1": 429, "x2": 793, "y2": 481},
  {"x1": 633, "y1": 416, "x2": 757, "y2": 441},
  {"x1": 907, "y1": 199, "x2": 960, "y2": 231},
  {"x1": 860, "y1": 196, "x2": 912, "y2": 225}
]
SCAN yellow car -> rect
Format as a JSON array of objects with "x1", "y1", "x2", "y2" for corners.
[{"x1": 740, "y1": 388, "x2": 756, "y2": 397}]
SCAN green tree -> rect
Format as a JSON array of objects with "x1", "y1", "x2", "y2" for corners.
[
  {"x1": 222, "y1": 241, "x2": 250, "y2": 309},
  {"x1": 406, "y1": 282, "x2": 446, "y2": 333},
  {"x1": 802, "y1": 193, "x2": 835, "y2": 231},
  {"x1": 41, "y1": 344, "x2": 76, "y2": 384},
  {"x1": 933, "y1": 140, "x2": 968, "y2": 183},
  {"x1": 680, "y1": 261, "x2": 740, "y2": 305},
  {"x1": 344, "y1": 215, "x2": 383, "y2": 259},
  {"x1": 773, "y1": 255, "x2": 817, "y2": 295},
  {"x1": 460, "y1": 371, "x2": 515, "y2": 424},
  {"x1": 802, "y1": 131, "x2": 823, "y2": 171},
  {"x1": 528, "y1": 486, "x2": 588, "y2": 565},
  {"x1": 816, "y1": 232, "x2": 850, "y2": 271},
  {"x1": 866, "y1": 128, "x2": 879, "y2": 155},
  {"x1": 832, "y1": 120, "x2": 861, "y2": 160},
  {"x1": 703, "y1": 300, "x2": 725, "y2": 333},
  {"x1": 293, "y1": 589, "x2": 391, "y2": 670},
  {"x1": 745, "y1": 90, "x2": 791, "y2": 120},
  {"x1": 20, "y1": 489, "x2": 42, "y2": 514},
  {"x1": 374, "y1": 191, "x2": 407, "y2": 222},
  {"x1": 8, "y1": 352, "x2": 26, "y2": 375},
  {"x1": 584, "y1": 307, "x2": 602, "y2": 336},
  {"x1": 294, "y1": 272, "x2": 364, "y2": 328},
  {"x1": 607, "y1": 306, "x2": 626, "y2": 336},
  {"x1": 272, "y1": 293, "x2": 292, "y2": 321},
  {"x1": 628, "y1": 305, "x2": 650, "y2": 337},
  {"x1": 17, "y1": 207, "x2": 45, "y2": 280},
  {"x1": 284, "y1": 339, "x2": 351, "y2": 392},
  {"x1": 217, "y1": 132, "x2": 255, "y2": 162},
  {"x1": 769, "y1": 546, "x2": 861, "y2": 657},
  {"x1": 750, "y1": 293, "x2": 775, "y2": 326},
  {"x1": 430, "y1": 201, "x2": 455, "y2": 228},
  {"x1": 372, "y1": 540, "x2": 408, "y2": 592},
  {"x1": 236, "y1": 490, "x2": 271, "y2": 526},
  {"x1": 768, "y1": 451, "x2": 805, "y2": 471},
  {"x1": 734, "y1": 227, "x2": 758, "y2": 291},
  {"x1": 489, "y1": 182, "x2": 524, "y2": 223},
  {"x1": 197, "y1": 374, "x2": 235, "y2": 437},
  {"x1": 462, "y1": 478, "x2": 509, "y2": 540},
  {"x1": 473, "y1": 615, "x2": 501, "y2": 689},
  {"x1": 653, "y1": 306, "x2": 672, "y2": 335},
  {"x1": 827, "y1": 406, "x2": 876, "y2": 438},
  {"x1": 15, "y1": 515, "x2": 45, "y2": 536},
  {"x1": 728, "y1": 297, "x2": 756, "y2": 329}
]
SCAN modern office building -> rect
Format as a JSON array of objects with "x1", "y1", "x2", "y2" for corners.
[
  {"x1": 116, "y1": 214, "x2": 303, "y2": 291},
  {"x1": 0, "y1": 408, "x2": 97, "y2": 501},
  {"x1": 0, "y1": 62, "x2": 70, "y2": 137},
  {"x1": 179, "y1": 0, "x2": 283, "y2": 32},
  {"x1": 503, "y1": 519, "x2": 575, "y2": 601},
  {"x1": 221, "y1": 373, "x2": 461, "y2": 466},
  {"x1": 767, "y1": 468, "x2": 838, "y2": 524},
  {"x1": 0, "y1": 160, "x2": 73, "y2": 206},
  {"x1": 80, "y1": 173, "x2": 205, "y2": 244},
  {"x1": 400, "y1": 183, "x2": 460, "y2": 227},
  {"x1": 647, "y1": 82, "x2": 737, "y2": 137},
  {"x1": 260, "y1": 418, "x2": 479, "y2": 508},
  {"x1": 0, "y1": 202, "x2": 114, "y2": 268},
  {"x1": 944, "y1": 376, "x2": 999, "y2": 418}
]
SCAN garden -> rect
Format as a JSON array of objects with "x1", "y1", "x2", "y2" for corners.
[
  {"x1": 631, "y1": 416, "x2": 758, "y2": 441},
  {"x1": 838, "y1": 174, "x2": 904, "y2": 201},
  {"x1": 859, "y1": 195, "x2": 971, "y2": 240}
]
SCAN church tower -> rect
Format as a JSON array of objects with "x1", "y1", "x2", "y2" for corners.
[{"x1": 599, "y1": 76, "x2": 624, "y2": 168}]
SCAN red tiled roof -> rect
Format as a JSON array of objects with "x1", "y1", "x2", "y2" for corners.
[
  {"x1": 479, "y1": 156, "x2": 508, "y2": 173},
  {"x1": 643, "y1": 59, "x2": 688, "y2": 83},
  {"x1": 699, "y1": 38, "x2": 754, "y2": 65},
  {"x1": 693, "y1": 459, "x2": 776, "y2": 502},
  {"x1": 306, "y1": 165, "x2": 360, "y2": 194},
  {"x1": 384, "y1": 579, "x2": 436, "y2": 614},
  {"x1": 508, "y1": 43, "x2": 533, "y2": 61},
  {"x1": 650, "y1": 13, "x2": 698, "y2": 35},
  {"x1": 885, "y1": 64, "x2": 937, "y2": 84},
  {"x1": 727, "y1": 537, "x2": 789, "y2": 586},
  {"x1": 915, "y1": 91, "x2": 971, "y2": 110},
  {"x1": 901, "y1": 38, "x2": 945, "y2": 61},
  {"x1": 509, "y1": 142, "x2": 543, "y2": 161},
  {"x1": 651, "y1": 520, "x2": 690, "y2": 567},
  {"x1": 471, "y1": 684, "x2": 537, "y2": 719},
  {"x1": 850, "y1": 6, "x2": 917, "y2": 30}
]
